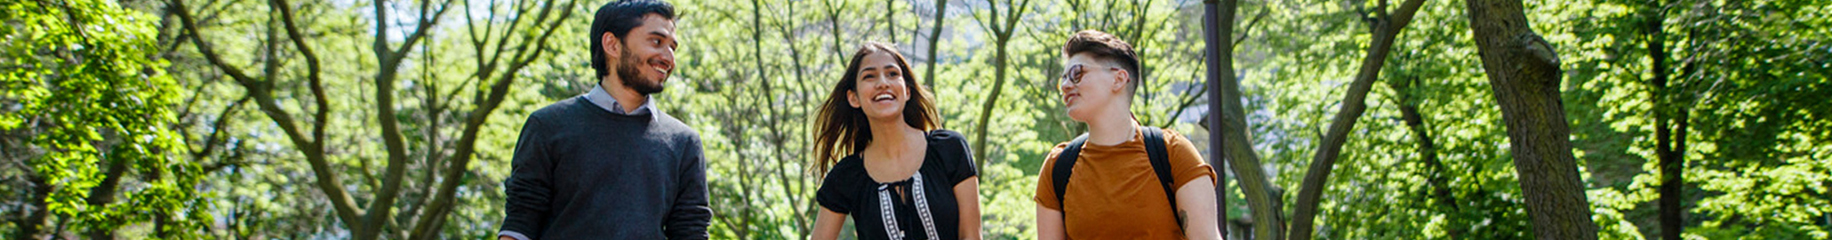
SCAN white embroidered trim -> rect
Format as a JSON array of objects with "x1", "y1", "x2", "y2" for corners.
[
  {"x1": 879, "y1": 185, "x2": 904, "y2": 239},
  {"x1": 911, "y1": 173, "x2": 941, "y2": 240},
  {"x1": 876, "y1": 173, "x2": 942, "y2": 240}
]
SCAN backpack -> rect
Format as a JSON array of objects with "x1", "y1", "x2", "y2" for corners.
[{"x1": 1051, "y1": 126, "x2": 1184, "y2": 230}]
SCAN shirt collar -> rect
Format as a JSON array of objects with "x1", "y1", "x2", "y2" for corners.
[{"x1": 585, "y1": 84, "x2": 654, "y2": 116}]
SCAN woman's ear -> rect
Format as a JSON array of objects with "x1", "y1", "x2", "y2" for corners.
[
  {"x1": 846, "y1": 90, "x2": 860, "y2": 108},
  {"x1": 601, "y1": 32, "x2": 623, "y2": 59}
]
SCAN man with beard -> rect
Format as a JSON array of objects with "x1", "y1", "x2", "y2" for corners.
[{"x1": 497, "y1": 1, "x2": 710, "y2": 239}]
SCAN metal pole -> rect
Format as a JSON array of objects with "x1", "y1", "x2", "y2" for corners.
[{"x1": 1202, "y1": 0, "x2": 1230, "y2": 238}]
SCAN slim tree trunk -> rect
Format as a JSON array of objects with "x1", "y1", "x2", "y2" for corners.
[
  {"x1": 1205, "y1": 0, "x2": 1285, "y2": 237},
  {"x1": 1287, "y1": 0, "x2": 1428, "y2": 238},
  {"x1": 825, "y1": 0, "x2": 848, "y2": 63},
  {"x1": 1388, "y1": 77, "x2": 1462, "y2": 238},
  {"x1": 886, "y1": 0, "x2": 897, "y2": 43},
  {"x1": 1463, "y1": 0, "x2": 1600, "y2": 238},
  {"x1": 1644, "y1": 4, "x2": 1685, "y2": 239},
  {"x1": 84, "y1": 154, "x2": 131, "y2": 239},
  {"x1": 970, "y1": 0, "x2": 1030, "y2": 169},
  {"x1": 767, "y1": 1, "x2": 817, "y2": 237},
  {"x1": 972, "y1": 38, "x2": 1009, "y2": 169},
  {"x1": 924, "y1": 0, "x2": 948, "y2": 87},
  {"x1": 14, "y1": 175, "x2": 51, "y2": 240}
]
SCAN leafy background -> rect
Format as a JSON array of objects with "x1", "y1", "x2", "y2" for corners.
[{"x1": 1, "y1": 0, "x2": 1826, "y2": 239}]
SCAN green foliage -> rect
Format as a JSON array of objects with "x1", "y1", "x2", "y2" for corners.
[
  {"x1": 1561, "y1": 0, "x2": 1832, "y2": 239},
  {"x1": 1, "y1": 0, "x2": 209, "y2": 238},
  {"x1": 5, "y1": 0, "x2": 1825, "y2": 238}
]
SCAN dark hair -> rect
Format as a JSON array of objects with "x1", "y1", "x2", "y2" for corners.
[
  {"x1": 591, "y1": 0, "x2": 676, "y2": 78},
  {"x1": 1062, "y1": 29, "x2": 1142, "y2": 95},
  {"x1": 812, "y1": 42, "x2": 940, "y2": 174}
]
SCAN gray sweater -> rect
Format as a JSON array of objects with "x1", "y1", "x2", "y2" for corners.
[{"x1": 499, "y1": 96, "x2": 711, "y2": 239}]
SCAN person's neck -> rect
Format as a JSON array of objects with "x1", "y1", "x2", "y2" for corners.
[
  {"x1": 600, "y1": 76, "x2": 647, "y2": 113},
  {"x1": 1084, "y1": 103, "x2": 1137, "y2": 146},
  {"x1": 864, "y1": 117, "x2": 924, "y2": 161}
]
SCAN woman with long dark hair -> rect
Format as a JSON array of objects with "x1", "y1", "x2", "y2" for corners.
[{"x1": 809, "y1": 42, "x2": 981, "y2": 240}]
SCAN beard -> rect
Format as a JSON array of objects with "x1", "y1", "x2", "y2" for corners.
[{"x1": 615, "y1": 48, "x2": 666, "y2": 95}]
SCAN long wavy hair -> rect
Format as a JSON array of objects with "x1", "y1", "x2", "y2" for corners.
[{"x1": 812, "y1": 42, "x2": 940, "y2": 174}]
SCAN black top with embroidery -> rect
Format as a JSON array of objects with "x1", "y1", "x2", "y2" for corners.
[{"x1": 815, "y1": 130, "x2": 978, "y2": 240}]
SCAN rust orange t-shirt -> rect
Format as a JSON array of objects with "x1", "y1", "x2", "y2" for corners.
[{"x1": 1033, "y1": 127, "x2": 1216, "y2": 239}]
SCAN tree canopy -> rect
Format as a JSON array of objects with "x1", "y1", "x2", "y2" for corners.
[{"x1": 2, "y1": 0, "x2": 1826, "y2": 239}]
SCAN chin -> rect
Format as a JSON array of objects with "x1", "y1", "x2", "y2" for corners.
[
  {"x1": 865, "y1": 108, "x2": 905, "y2": 121},
  {"x1": 1065, "y1": 107, "x2": 1093, "y2": 123}
]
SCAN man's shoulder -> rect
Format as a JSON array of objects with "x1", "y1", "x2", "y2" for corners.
[
  {"x1": 528, "y1": 96, "x2": 589, "y2": 122},
  {"x1": 649, "y1": 110, "x2": 701, "y2": 139}
]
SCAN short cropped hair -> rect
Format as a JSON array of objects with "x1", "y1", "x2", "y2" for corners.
[{"x1": 1061, "y1": 30, "x2": 1142, "y2": 95}]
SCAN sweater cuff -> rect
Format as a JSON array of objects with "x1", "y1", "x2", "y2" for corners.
[{"x1": 499, "y1": 230, "x2": 532, "y2": 240}]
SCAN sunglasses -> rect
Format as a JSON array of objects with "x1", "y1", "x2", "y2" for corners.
[{"x1": 1059, "y1": 64, "x2": 1121, "y2": 86}]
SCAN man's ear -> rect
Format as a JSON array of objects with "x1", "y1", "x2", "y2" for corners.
[
  {"x1": 846, "y1": 90, "x2": 861, "y2": 108},
  {"x1": 1111, "y1": 69, "x2": 1131, "y2": 94},
  {"x1": 601, "y1": 32, "x2": 623, "y2": 59}
]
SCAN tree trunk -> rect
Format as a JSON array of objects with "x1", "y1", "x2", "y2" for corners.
[
  {"x1": 1644, "y1": 5, "x2": 1685, "y2": 239},
  {"x1": 1204, "y1": 0, "x2": 1285, "y2": 238},
  {"x1": 924, "y1": 0, "x2": 948, "y2": 87},
  {"x1": 886, "y1": 0, "x2": 897, "y2": 43},
  {"x1": 1287, "y1": 0, "x2": 1428, "y2": 238},
  {"x1": 84, "y1": 154, "x2": 131, "y2": 240},
  {"x1": 14, "y1": 175, "x2": 52, "y2": 240},
  {"x1": 825, "y1": 0, "x2": 847, "y2": 63},
  {"x1": 1463, "y1": 0, "x2": 1600, "y2": 238},
  {"x1": 970, "y1": 0, "x2": 1029, "y2": 169},
  {"x1": 972, "y1": 38, "x2": 1009, "y2": 169},
  {"x1": 1388, "y1": 77, "x2": 1462, "y2": 238}
]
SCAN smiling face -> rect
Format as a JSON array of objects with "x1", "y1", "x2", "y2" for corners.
[
  {"x1": 1059, "y1": 53, "x2": 1129, "y2": 122},
  {"x1": 846, "y1": 52, "x2": 911, "y2": 121},
  {"x1": 603, "y1": 13, "x2": 678, "y2": 94}
]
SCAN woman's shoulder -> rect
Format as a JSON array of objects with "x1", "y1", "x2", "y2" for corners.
[
  {"x1": 925, "y1": 129, "x2": 973, "y2": 156},
  {"x1": 827, "y1": 154, "x2": 866, "y2": 174},
  {"x1": 924, "y1": 129, "x2": 977, "y2": 177},
  {"x1": 926, "y1": 129, "x2": 968, "y2": 144},
  {"x1": 818, "y1": 154, "x2": 865, "y2": 181}
]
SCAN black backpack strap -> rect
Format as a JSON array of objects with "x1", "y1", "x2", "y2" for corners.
[
  {"x1": 1141, "y1": 126, "x2": 1185, "y2": 230},
  {"x1": 1052, "y1": 133, "x2": 1090, "y2": 207}
]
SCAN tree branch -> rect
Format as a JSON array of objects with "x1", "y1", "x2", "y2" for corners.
[
  {"x1": 1286, "y1": 0, "x2": 1428, "y2": 238},
  {"x1": 407, "y1": 1, "x2": 576, "y2": 238},
  {"x1": 173, "y1": 0, "x2": 366, "y2": 229},
  {"x1": 192, "y1": 95, "x2": 253, "y2": 159}
]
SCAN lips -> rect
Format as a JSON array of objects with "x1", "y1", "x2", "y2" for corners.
[
  {"x1": 872, "y1": 93, "x2": 895, "y2": 103},
  {"x1": 1062, "y1": 92, "x2": 1079, "y2": 106},
  {"x1": 650, "y1": 59, "x2": 671, "y2": 75}
]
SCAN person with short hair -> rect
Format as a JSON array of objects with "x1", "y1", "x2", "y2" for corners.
[
  {"x1": 497, "y1": 1, "x2": 710, "y2": 239},
  {"x1": 1034, "y1": 29, "x2": 1223, "y2": 240}
]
